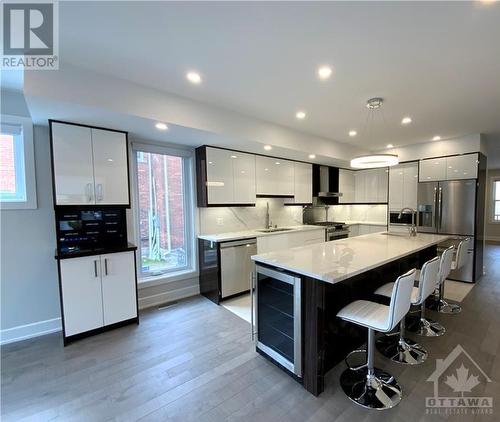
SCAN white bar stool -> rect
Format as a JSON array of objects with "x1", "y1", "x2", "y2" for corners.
[
  {"x1": 428, "y1": 240, "x2": 468, "y2": 314},
  {"x1": 374, "y1": 256, "x2": 440, "y2": 364},
  {"x1": 336, "y1": 268, "x2": 416, "y2": 410}
]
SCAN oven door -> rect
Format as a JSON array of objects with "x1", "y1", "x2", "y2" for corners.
[{"x1": 328, "y1": 230, "x2": 349, "y2": 241}]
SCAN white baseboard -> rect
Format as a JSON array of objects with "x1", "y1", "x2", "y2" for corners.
[
  {"x1": 1, "y1": 317, "x2": 62, "y2": 346},
  {"x1": 138, "y1": 284, "x2": 200, "y2": 310}
]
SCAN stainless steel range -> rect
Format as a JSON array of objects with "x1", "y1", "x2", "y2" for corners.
[{"x1": 311, "y1": 221, "x2": 350, "y2": 241}]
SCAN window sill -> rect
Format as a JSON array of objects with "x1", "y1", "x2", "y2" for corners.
[{"x1": 138, "y1": 268, "x2": 198, "y2": 289}]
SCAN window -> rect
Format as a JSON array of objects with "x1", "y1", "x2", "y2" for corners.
[
  {"x1": 133, "y1": 144, "x2": 194, "y2": 278},
  {"x1": 493, "y1": 179, "x2": 500, "y2": 222},
  {"x1": 0, "y1": 115, "x2": 36, "y2": 209}
]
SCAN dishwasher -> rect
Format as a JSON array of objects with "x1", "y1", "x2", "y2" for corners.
[{"x1": 220, "y1": 239, "x2": 257, "y2": 299}]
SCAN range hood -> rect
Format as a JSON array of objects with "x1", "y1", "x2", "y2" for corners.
[{"x1": 313, "y1": 165, "x2": 343, "y2": 200}]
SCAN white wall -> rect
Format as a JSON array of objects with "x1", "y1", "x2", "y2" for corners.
[{"x1": 0, "y1": 110, "x2": 62, "y2": 343}]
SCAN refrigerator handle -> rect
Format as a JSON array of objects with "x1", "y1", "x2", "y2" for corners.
[
  {"x1": 438, "y1": 186, "x2": 443, "y2": 231},
  {"x1": 433, "y1": 186, "x2": 438, "y2": 231}
]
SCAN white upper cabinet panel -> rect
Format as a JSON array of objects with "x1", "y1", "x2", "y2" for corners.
[
  {"x1": 365, "y1": 169, "x2": 379, "y2": 202},
  {"x1": 377, "y1": 169, "x2": 388, "y2": 202},
  {"x1": 419, "y1": 157, "x2": 446, "y2": 182},
  {"x1": 276, "y1": 159, "x2": 294, "y2": 196},
  {"x1": 403, "y1": 163, "x2": 418, "y2": 209},
  {"x1": 293, "y1": 162, "x2": 312, "y2": 204},
  {"x1": 389, "y1": 166, "x2": 404, "y2": 210},
  {"x1": 256, "y1": 156, "x2": 294, "y2": 196},
  {"x1": 339, "y1": 169, "x2": 355, "y2": 203},
  {"x1": 52, "y1": 123, "x2": 95, "y2": 205},
  {"x1": 389, "y1": 162, "x2": 418, "y2": 211},
  {"x1": 206, "y1": 147, "x2": 235, "y2": 204},
  {"x1": 92, "y1": 129, "x2": 129, "y2": 205},
  {"x1": 446, "y1": 154, "x2": 478, "y2": 180},
  {"x1": 354, "y1": 171, "x2": 366, "y2": 202},
  {"x1": 232, "y1": 152, "x2": 256, "y2": 204}
]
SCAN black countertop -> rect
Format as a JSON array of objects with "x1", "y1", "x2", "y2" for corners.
[{"x1": 54, "y1": 243, "x2": 137, "y2": 260}]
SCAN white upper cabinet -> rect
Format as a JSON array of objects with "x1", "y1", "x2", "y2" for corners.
[
  {"x1": 205, "y1": 148, "x2": 256, "y2": 205},
  {"x1": 52, "y1": 123, "x2": 95, "y2": 205},
  {"x1": 339, "y1": 169, "x2": 355, "y2": 203},
  {"x1": 256, "y1": 156, "x2": 294, "y2": 196},
  {"x1": 389, "y1": 162, "x2": 418, "y2": 211},
  {"x1": 232, "y1": 152, "x2": 256, "y2": 204},
  {"x1": 51, "y1": 122, "x2": 129, "y2": 206},
  {"x1": 419, "y1": 157, "x2": 447, "y2": 181},
  {"x1": 419, "y1": 154, "x2": 478, "y2": 182},
  {"x1": 446, "y1": 154, "x2": 478, "y2": 180},
  {"x1": 292, "y1": 162, "x2": 312, "y2": 204},
  {"x1": 354, "y1": 168, "x2": 388, "y2": 203},
  {"x1": 92, "y1": 129, "x2": 129, "y2": 205},
  {"x1": 206, "y1": 148, "x2": 235, "y2": 204}
]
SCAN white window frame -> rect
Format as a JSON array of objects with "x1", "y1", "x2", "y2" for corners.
[
  {"x1": 0, "y1": 114, "x2": 37, "y2": 210},
  {"x1": 491, "y1": 177, "x2": 500, "y2": 224},
  {"x1": 131, "y1": 141, "x2": 198, "y2": 286}
]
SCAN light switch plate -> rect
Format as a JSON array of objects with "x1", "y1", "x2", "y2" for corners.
[{"x1": 216, "y1": 217, "x2": 224, "y2": 226}]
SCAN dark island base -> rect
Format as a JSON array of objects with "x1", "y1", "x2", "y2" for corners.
[{"x1": 302, "y1": 245, "x2": 437, "y2": 396}]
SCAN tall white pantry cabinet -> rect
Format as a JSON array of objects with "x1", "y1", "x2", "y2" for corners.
[{"x1": 50, "y1": 120, "x2": 138, "y2": 345}]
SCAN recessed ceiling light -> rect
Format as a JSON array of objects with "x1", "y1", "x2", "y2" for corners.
[
  {"x1": 296, "y1": 111, "x2": 306, "y2": 120},
  {"x1": 317, "y1": 66, "x2": 333, "y2": 80},
  {"x1": 349, "y1": 130, "x2": 357, "y2": 137},
  {"x1": 401, "y1": 117, "x2": 412, "y2": 125},
  {"x1": 155, "y1": 122, "x2": 168, "y2": 130},
  {"x1": 309, "y1": 154, "x2": 316, "y2": 159},
  {"x1": 186, "y1": 71, "x2": 202, "y2": 84},
  {"x1": 264, "y1": 145, "x2": 272, "y2": 151},
  {"x1": 275, "y1": 161, "x2": 280, "y2": 165},
  {"x1": 231, "y1": 155, "x2": 237, "y2": 159},
  {"x1": 386, "y1": 144, "x2": 394, "y2": 149},
  {"x1": 432, "y1": 135, "x2": 441, "y2": 141}
]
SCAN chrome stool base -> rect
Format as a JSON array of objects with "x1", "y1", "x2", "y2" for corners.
[
  {"x1": 376, "y1": 334, "x2": 427, "y2": 365},
  {"x1": 340, "y1": 367, "x2": 402, "y2": 410},
  {"x1": 406, "y1": 315, "x2": 446, "y2": 337}
]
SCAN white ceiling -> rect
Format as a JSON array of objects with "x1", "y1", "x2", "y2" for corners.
[{"x1": 57, "y1": 1, "x2": 500, "y2": 151}]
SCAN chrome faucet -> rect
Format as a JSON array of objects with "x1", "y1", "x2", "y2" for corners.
[
  {"x1": 398, "y1": 207, "x2": 417, "y2": 237},
  {"x1": 265, "y1": 202, "x2": 272, "y2": 229}
]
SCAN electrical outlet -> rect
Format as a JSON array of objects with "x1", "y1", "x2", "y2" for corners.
[{"x1": 216, "y1": 217, "x2": 224, "y2": 226}]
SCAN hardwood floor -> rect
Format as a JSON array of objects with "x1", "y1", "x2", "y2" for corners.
[{"x1": 2, "y1": 245, "x2": 500, "y2": 421}]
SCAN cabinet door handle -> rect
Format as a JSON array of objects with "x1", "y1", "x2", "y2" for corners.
[
  {"x1": 96, "y1": 184, "x2": 103, "y2": 202},
  {"x1": 86, "y1": 183, "x2": 93, "y2": 202},
  {"x1": 104, "y1": 258, "x2": 108, "y2": 276},
  {"x1": 94, "y1": 260, "x2": 99, "y2": 278}
]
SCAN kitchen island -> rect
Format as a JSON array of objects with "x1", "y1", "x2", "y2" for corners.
[{"x1": 251, "y1": 232, "x2": 449, "y2": 396}]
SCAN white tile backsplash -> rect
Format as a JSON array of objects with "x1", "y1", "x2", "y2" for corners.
[
  {"x1": 198, "y1": 198, "x2": 304, "y2": 234},
  {"x1": 307, "y1": 204, "x2": 388, "y2": 224}
]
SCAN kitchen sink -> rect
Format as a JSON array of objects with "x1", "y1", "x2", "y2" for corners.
[{"x1": 256, "y1": 228, "x2": 294, "y2": 233}]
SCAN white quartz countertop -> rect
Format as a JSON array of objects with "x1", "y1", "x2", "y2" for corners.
[
  {"x1": 198, "y1": 225, "x2": 326, "y2": 243},
  {"x1": 251, "y1": 232, "x2": 449, "y2": 284}
]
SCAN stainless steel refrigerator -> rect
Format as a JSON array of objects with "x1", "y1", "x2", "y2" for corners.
[{"x1": 417, "y1": 180, "x2": 476, "y2": 282}]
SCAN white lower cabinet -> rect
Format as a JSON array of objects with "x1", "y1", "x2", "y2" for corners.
[
  {"x1": 257, "y1": 229, "x2": 325, "y2": 254},
  {"x1": 101, "y1": 252, "x2": 137, "y2": 326},
  {"x1": 60, "y1": 256, "x2": 104, "y2": 336},
  {"x1": 348, "y1": 224, "x2": 386, "y2": 238},
  {"x1": 59, "y1": 251, "x2": 137, "y2": 337}
]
